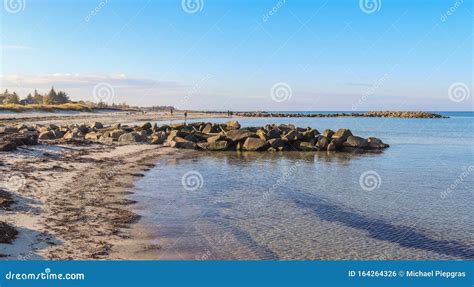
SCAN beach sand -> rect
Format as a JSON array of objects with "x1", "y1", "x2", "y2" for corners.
[{"x1": 0, "y1": 111, "x2": 218, "y2": 260}]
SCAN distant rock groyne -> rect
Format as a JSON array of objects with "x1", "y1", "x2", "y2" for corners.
[{"x1": 218, "y1": 111, "x2": 448, "y2": 119}]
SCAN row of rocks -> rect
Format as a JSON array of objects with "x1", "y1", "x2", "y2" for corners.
[
  {"x1": 1, "y1": 120, "x2": 389, "y2": 152},
  {"x1": 231, "y1": 111, "x2": 447, "y2": 119}
]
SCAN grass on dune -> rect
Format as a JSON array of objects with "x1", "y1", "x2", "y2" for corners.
[{"x1": 0, "y1": 103, "x2": 93, "y2": 112}]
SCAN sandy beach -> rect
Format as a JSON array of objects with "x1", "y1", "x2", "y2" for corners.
[{"x1": 0, "y1": 111, "x2": 214, "y2": 259}]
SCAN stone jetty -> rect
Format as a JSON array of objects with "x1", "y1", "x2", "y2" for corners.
[
  {"x1": 230, "y1": 111, "x2": 447, "y2": 119},
  {"x1": 1, "y1": 120, "x2": 389, "y2": 152}
]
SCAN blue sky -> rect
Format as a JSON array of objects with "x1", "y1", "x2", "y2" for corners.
[{"x1": 1, "y1": 0, "x2": 472, "y2": 110}]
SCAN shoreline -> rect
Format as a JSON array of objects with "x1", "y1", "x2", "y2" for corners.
[{"x1": 0, "y1": 143, "x2": 192, "y2": 259}]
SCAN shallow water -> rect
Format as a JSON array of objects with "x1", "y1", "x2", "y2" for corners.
[{"x1": 132, "y1": 113, "x2": 474, "y2": 259}]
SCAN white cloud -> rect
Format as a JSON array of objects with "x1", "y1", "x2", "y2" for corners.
[{"x1": 0, "y1": 45, "x2": 33, "y2": 50}]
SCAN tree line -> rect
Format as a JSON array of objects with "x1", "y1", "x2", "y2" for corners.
[
  {"x1": 1, "y1": 87, "x2": 70, "y2": 105},
  {"x1": 0, "y1": 87, "x2": 130, "y2": 109}
]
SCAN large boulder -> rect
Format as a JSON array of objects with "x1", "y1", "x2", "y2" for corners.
[
  {"x1": 267, "y1": 128, "x2": 281, "y2": 139},
  {"x1": 299, "y1": 141, "x2": 317, "y2": 151},
  {"x1": 141, "y1": 122, "x2": 152, "y2": 130},
  {"x1": 268, "y1": 138, "x2": 286, "y2": 150},
  {"x1": 118, "y1": 132, "x2": 145, "y2": 143},
  {"x1": 322, "y1": 129, "x2": 335, "y2": 139},
  {"x1": 85, "y1": 132, "x2": 100, "y2": 140},
  {"x1": 315, "y1": 136, "x2": 330, "y2": 150},
  {"x1": 149, "y1": 132, "x2": 167, "y2": 144},
  {"x1": 207, "y1": 140, "x2": 228, "y2": 151},
  {"x1": 89, "y1": 122, "x2": 103, "y2": 129},
  {"x1": 207, "y1": 135, "x2": 223, "y2": 143},
  {"x1": 225, "y1": 130, "x2": 255, "y2": 142},
  {"x1": 256, "y1": 129, "x2": 268, "y2": 141},
  {"x1": 38, "y1": 131, "x2": 56, "y2": 140},
  {"x1": 202, "y1": 123, "x2": 219, "y2": 134},
  {"x1": 367, "y1": 137, "x2": 389, "y2": 149},
  {"x1": 169, "y1": 137, "x2": 196, "y2": 149},
  {"x1": 63, "y1": 129, "x2": 84, "y2": 140},
  {"x1": 0, "y1": 126, "x2": 18, "y2": 134},
  {"x1": 225, "y1": 120, "x2": 241, "y2": 130},
  {"x1": 0, "y1": 141, "x2": 17, "y2": 152},
  {"x1": 327, "y1": 140, "x2": 337, "y2": 151},
  {"x1": 343, "y1": 136, "x2": 369, "y2": 148},
  {"x1": 242, "y1": 138, "x2": 269, "y2": 151},
  {"x1": 332, "y1": 128, "x2": 353, "y2": 143},
  {"x1": 109, "y1": 129, "x2": 125, "y2": 140}
]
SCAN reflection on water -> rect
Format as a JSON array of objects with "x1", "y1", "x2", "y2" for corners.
[{"x1": 132, "y1": 148, "x2": 474, "y2": 260}]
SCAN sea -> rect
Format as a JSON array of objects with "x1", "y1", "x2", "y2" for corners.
[{"x1": 130, "y1": 112, "x2": 473, "y2": 259}]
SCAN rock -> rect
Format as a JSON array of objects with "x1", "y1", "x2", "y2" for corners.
[
  {"x1": 332, "y1": 128, "x2": 353, "y2": 142},
  {"x1": 141, "y1": 122, "x2": 152, "y2": 130},
  {"x1": 207, "y1": 135, "x2": 223, "y2": 143},
  {"x1": 110, "y1": 129, "x2": 125, "y2": 140},
  {"x1": 99, "y1": 137, "x2": 114, "y2": 145},
  {"x1": 0, "y1": 222, "x2": 17, "y2": 243},
  {"x1": 242, "y1": 138, "x2": 269, "y2": 151},
  {"x1": 327, "y1": 140, "x2": 337, "y2": 151},
  {"x1": 85, "y1": 132, "x2": 100, "y2": 140},
  {"x1": 367, "y1": 137, "x2": 389, "y2": 149},
  {"x1": 322, "y1": 129, "x2": 334, "y2": 139},
  {"x1": 184, "y1": 134, "x2": 200, "y2": 142},
  {"x1": 202, "y1": 123, "x2": 218, "y2": 134},
  {"x1": 63, "y1": 129, "x2": 84, "y2": 140},
  {"x1": 118, "y1": 132, "x2": 145, "y2": 143},
  {"x1": 17, "y1": 131, "x2": 38, "y2": 145},
  {"x1": 302, "y1": 129, "x2": 318, "y2": 140},
  {"x1": 170, "y1": 137, "x2": 196, "y2": 149},
  {"x1": 112, "y1": 123, "x2": 121, "y2": 130},
  {"x1": 38, "y1": 131, "x2": 56, "y2": 140},
  {"x1": 256, "y1": 129, "x2": 268, "y2": 141},
  {"x1": 150, "y1": 132, "x2": 167, "y2": 144},
  {"x1": 0, "y1": 126, "x2": 18, "y2": 134},
  {"x1": 283, "y1": 130, "x2": 298, "y2": 141},
  {"x1": 207, "y1": 140, "x2": 228, "y2": 151},
  {"x1": 89, "y1": 122, "x2": 103, "y2": 129},
  {"x1": 299, "y1": 141, "x2": 316, "y2": 151},
  {"x1": 267, "y1": 128, "x2": 281, "y2": 139},
  {"x1": 343, "y1": 136, "x2": 369, "y2": 148},
  {"x1": 315, "y1": 136, "x2": 330, "y2": 150},
  {"x1": 225, "y1": 120, "x2": 241, "y2": 130},
  {"x1": 225, "y1": 130, "x2": 255, "y2": 142},
  {"x1": 0, "y1": 141, "x2": 17, "y2": 152},
  {"x1": 268, "y1": 138, "x2": 286, "y2": 150}
]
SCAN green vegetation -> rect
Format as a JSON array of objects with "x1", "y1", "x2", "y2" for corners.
[{"x1": 0, "y1": 87, "x2": 131, "y2": 112}]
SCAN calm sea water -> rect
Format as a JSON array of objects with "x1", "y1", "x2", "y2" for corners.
[{"x1": 131, "y1": 112, "x2": 474, "y2": 260}]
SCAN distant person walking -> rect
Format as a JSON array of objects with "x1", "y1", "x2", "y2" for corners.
[
  {"x1": 184, "y1": 111, "x2": 188, "y2": 125},
  {"x1": 170, "y1": 107, "x2": 174, "y2": 116}
]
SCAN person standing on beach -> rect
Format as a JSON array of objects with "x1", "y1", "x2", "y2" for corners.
[
  {"x1": 170, "y1": 107, "x2": 174, "y2": 116},
  {"x1": 184, "y1": 111, "x2": 188, "y2": 125}
]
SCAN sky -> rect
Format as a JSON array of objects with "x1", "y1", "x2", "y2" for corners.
[{"x1": 0, "y1": 0, "x2": 472, "y2": 111}]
